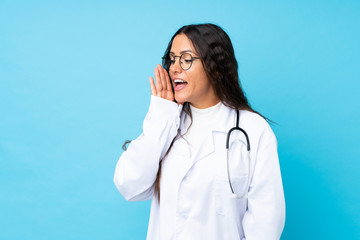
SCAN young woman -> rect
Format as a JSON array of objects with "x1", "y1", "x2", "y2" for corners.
[{"x1": 114, "y1": 23, "x2": 285, "y2": 240}]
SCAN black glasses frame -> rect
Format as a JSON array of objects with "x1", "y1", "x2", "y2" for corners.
[{"x1": 162, "y1": 53, "x2": 201, "y2": 71}]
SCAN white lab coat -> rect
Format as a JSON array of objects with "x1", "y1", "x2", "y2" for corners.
[{"x1": 114, "y1": 96, "x2": 285, "y2": 240}]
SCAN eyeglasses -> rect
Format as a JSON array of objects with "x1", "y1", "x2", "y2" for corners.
[{"x1": 162, "y1": 53, "x2": 201, "y2": 71}]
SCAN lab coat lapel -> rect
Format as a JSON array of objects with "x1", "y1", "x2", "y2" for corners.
[
  {"x1": 177, "y1": 102, "x2": 235, "y2": 177},
  {"x1": 191, "y1": 130, "x2": 215, "y2": 163},
  {"x1": 195, "y1": 102, "x2": 236, "y2": 161}
]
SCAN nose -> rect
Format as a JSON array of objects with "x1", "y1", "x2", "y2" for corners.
[{"x1": 169, "y1": 57, "x2": 182, "y2": 74}]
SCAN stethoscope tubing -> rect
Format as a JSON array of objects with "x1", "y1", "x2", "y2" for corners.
[
  {"x1": 226, "y1": 110, "x2": 251, "y2": 199},
  {"x1": 226, "y1": 111, "x2": 250, "y2": 150}
]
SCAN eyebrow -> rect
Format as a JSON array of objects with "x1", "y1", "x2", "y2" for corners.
[{"x1": 169, "y1": 50, "x2": 195, "y2": 55}]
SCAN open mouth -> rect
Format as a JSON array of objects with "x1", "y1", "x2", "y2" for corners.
[{"x1": 173, "y1": 79, "x2": 188, "y2": 91}]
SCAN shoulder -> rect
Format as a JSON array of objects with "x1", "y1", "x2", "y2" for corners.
[
  {"x1": 239, "y1": 110, "x2": 271, "y2": 131},
  {"x1": 238, "y1": 110, "x2": 277, "y2": 147}
]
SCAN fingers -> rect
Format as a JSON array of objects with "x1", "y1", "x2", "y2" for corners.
[
  {"x1": 154, "y1": 67, "x2": 162, "y2": 96},
  {"x1": 158, "y1": 64, "x2": 167, "y2": 93},
  {"x1": 164, "y1": 67, "x2": 172, "y2": 91},
  {"x1": 149, "y1": 77, "x2": 156, "y2": 96},
  {"x1": 150, "y1": 64, "x2": 174, "y2": 101}
]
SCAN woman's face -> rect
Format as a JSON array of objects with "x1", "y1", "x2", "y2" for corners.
[{"x1": 169, "y1": 34, "x2": 219, "y2": 109}]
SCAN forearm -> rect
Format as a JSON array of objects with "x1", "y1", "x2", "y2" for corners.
[{"x1": 114, "y1": 96, "x2": 182, "y2": 201}]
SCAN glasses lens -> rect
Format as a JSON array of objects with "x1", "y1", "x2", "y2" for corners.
[{"x1": 180, "y1": 53, "x2": 193, "y2": 70}]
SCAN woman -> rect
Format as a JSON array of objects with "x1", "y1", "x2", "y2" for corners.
[{"x1": 114, "y1": 23, "x2": 285, "y2": 240}]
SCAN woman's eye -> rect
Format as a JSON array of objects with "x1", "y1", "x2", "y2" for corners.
[
  {"x1": 169, "y1": 60, "x2": 175, "y2": 64},
  {"x1": 184, "y1": 59, "x2": 192, "y2": 63}
]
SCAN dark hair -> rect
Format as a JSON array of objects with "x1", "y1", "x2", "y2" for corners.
[{"x1": 153, "y1": 23, "x2": 269, "y2": 201}]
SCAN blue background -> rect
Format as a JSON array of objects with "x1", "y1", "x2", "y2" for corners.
[{"x1": 1, "y1": 0, "x2": 359, "y2": 239}]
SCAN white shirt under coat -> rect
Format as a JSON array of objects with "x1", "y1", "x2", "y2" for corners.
[
  {"x1": 114, "y1": 96, "x2": 285, "y2": 240},
  {"x1": 185, "y1": 101, "x2": 222, "y2": 159}
]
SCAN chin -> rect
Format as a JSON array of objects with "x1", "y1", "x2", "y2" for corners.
[{"x1": 175, "y1": 94, "x2": 188, "y2": 104}]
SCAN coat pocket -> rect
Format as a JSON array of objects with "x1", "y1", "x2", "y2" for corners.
[{"x1": 214, "y1": 175, "x2": 248, "y2": 216}]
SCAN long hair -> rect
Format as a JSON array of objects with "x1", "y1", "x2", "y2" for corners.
[{"x1": 152, "y1": 23, "x2": 268, "y2": 201}]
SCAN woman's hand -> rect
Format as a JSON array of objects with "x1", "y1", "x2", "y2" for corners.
[{"x1": 149, "y1": 64, "x2": 175, "y2": 103}]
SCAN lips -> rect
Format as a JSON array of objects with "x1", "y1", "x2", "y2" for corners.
[{"x1": 173, "y1": 78, "x2": 188, "y2": 91}]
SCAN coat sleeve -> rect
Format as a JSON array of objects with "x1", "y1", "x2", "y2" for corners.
[
  {"x1": 242, "y1": 126, "x2": 286, "y2": 240},
  {"x1": 113, "y1": 96, "x2": 182, "y2": 201}
]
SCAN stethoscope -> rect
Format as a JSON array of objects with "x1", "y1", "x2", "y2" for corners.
[{"x1": 226, "y1": 110, "x2": 251, "y2": 199}]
